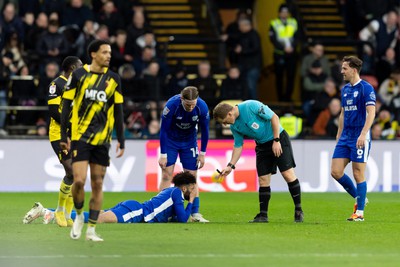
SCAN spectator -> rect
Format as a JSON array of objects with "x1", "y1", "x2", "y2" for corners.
[
  {"x1": 9, "y1": 65, "x2": 38, "y2": 126},
  {"x1": 135, "y1": 31, "x2": 157, "y2": 57},
  {"x1": 133, "y1": 45, "x2": 155, "y2": 77},
  {"x1": 94, "y1": 24, "x2": 110, "y2": 41},
  {"x1": 95, "y1": 0, "x2": 123, "y2": 38},
  {"x1": 219, "y1": 66, "x2": 248, "y2": 100},
  {"x1": 62, "y1": 0, "x2": 94, "y2": 29},
  {"x1": 0, "y1": 2, "x2": 25, "y2": 44},
  {"x1": 310, "y1": 78, "x2": 339, "y2": 118},
  {"x1": 25, "y1": 12, "x2": 48, "y2": 52},
  {"x1": 117, "y1": 0, "x2": 144, "y2": 26},
  {"x1": 312, "y1": 98, "x2": 341, "y2": 138},
  {"x1": 141, "y1": 119, "x2": 160, "y2": 139},
  {"x1": 110, "y1": 30, "x2": 134, "y2": 72},
  {"x1": 302, "y1": 60, "x2": 329, "y2": 125},
  {"x1": 375, "y1": 108, "x2": 398, "y2": 139},
  {"x1": 371, "y1": 122, "x2": 383, "y2": 140},
  {"x1": 189, "y1": 61, "x2": 219, "y2": 109},
  {"x1": 378, "y1": 68, "x2": 400, "y2": 106},
  {"x1": 36, "y1": 19, "x2": 70, "y2": 68},
  {"x1": 220, "y1": 9, "x2": 251, "y2": 65},
  {"x1": 300, "y1": 42, "x2": 331, "y2": 78},
  {"x1": 22, "y1": 12, "x2": 35, "y2": 45},
  {"x1": 126, "y1": 11, "x2": 152, "y2": 57},
  {"x1": 375, "y1": 47, "x2": 397, "y2": 85},
  {"x1": 2, "y1": 32, "x2": 26, "y2": 73},
  {"x1": 74, "y1": 20, "x2": 97, "y2": 63},
  {"x1": 269, "y1": 4, "x2": 299, "y2": 101},
  {"x1": 167, "y1": 61, "x2": 189, "y2": 96},
  {"x1": 37, "y1": 61, "x2": 59, "y2": 107},
  {"x1": 388, "y1": 89, "x2": 400, "y2": 123},
  {"x1": 235, "y1": 18, "x2": 262, "y2": 100},
  {"x1": 359, "y1": 10, "x2": 398, "y2": 74}
]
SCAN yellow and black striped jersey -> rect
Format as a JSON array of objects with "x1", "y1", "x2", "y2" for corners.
[
  {"x1": 47, "y1": 75, "x2": 68, "y2": 142},
  {"x1": 62, "y1": 64, "x2": 124, "y2": 145}
]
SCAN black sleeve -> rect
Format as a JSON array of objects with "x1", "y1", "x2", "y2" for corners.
[
  {"x1": 114, "y1": 103, "x2": 125, "y2": 149},
  {"x1": 60, "y1": 99, "x2": 72, "y2": 142},
  {"x1": 48, "y1": 104, "x2": 61, "y2": 124}
]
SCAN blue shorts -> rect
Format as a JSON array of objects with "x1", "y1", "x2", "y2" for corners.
[
  {"x1": 109, "y1": 200, "x2": 144, "y2": 223},
  {"x1": 332, "y1": 137, "x2": 371, "y2": 163},
  {"x1": 166, "y1": 138, "x2": 198, "y2": 170}
]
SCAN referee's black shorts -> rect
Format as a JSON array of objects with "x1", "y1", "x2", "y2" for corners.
[
  {"x1": 71, "y1": 141, "x2": 110, "y2": 167},
  {"x1": 255, "y1": 130, "x2": 296, "y2": 176}
]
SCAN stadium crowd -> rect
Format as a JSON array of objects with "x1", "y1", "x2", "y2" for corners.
[{"x1": 0, "y1": 0, "x2": 400, "y2": 140}]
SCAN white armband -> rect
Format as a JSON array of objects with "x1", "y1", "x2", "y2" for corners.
[{"x1": 200, "y1": 151, "x2": 206, "y2": 156}]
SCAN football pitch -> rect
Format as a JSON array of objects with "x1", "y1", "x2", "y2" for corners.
[{"x1": 0, "y1": 192, "x2": 399, "y2": 267}]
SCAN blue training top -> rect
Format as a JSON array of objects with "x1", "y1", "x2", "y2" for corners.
[
  {"x1": 340, "y1": 79, "x2": 376, "y2": 139},
  {"x1": 160, "y1": 94, "x2": 210, "y2": 154},
  {"x1": 230, "y1": 100, "x2": 283, "y2": 147}
]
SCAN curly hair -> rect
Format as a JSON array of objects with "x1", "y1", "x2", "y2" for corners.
[{"x1": 172, "y1": 171, "x2": 196, "y2": 187}]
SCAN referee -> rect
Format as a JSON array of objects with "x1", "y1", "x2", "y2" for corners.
[{"x1": 213, "y1": 100, "x2": 304, "y2": 223}]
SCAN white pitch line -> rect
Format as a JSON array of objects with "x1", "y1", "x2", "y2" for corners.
[{"x1": 1, "y1": 253, "x2": 400, "y2": 259}]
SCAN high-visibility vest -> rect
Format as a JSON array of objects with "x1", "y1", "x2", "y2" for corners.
[
  {"x1": 270, "y1": 18, "x2": 297, "y2": 53},
  {"x1": 280, "y1": 114, "x2": 302, "y2": 138}
]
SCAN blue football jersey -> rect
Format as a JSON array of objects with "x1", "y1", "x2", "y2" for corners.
[
  {"x1": 142, "y1": 187, "x2": 192, "y2": 223},
  {"x1": 341, "y1": 79, "x2": 376, "y2": 139},
  {"x1": 160, "y1": 94, "x2": 210, "y2": 154}
]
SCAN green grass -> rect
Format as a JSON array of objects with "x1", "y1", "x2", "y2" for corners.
[{"x1": 1, "y1": 192, "x2": 400, "y2": 267}]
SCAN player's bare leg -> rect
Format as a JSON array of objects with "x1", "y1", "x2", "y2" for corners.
[
  {"x1": 159, "y1": 164, "x2": 175, "y2": 190},
  {"x1": 70, "y1": 161, "x2": 89, "y2": 240}
]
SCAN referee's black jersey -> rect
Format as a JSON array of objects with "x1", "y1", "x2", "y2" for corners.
[{"x1": 62, "y1": 64, "x2": 123, "y2": 146}]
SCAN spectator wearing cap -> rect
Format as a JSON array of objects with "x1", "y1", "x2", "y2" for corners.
[{"x1": 269, "y1": 4, "x2": 299, "y2": 101}]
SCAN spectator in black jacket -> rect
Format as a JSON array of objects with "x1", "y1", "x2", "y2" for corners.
[
  {"x1": 189, "y1": 61, "x2": 219, "y2": 109},
  {"x1": 220, "y1": 66, "x2": 248, "y2": 100},
  {"x1": 235, "y1": 18, "x2": 262, "y2": 100},
  {"x1": 36, "y1": 19, "x2": 70, "y2": 69},
  {"x1": 62, "y1": 0, "x2": 94, "y2": 29},
  {"x1": 0, "y1": 3, "x2": 25, "y2": 43}
]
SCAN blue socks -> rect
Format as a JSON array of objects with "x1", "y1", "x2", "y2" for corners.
[
  {"x1": 356, "y1": 181, "x2": 367, "y2": 211},
  {"x1": 337, "y1": 174, "x2": 357, "y2": 198},
  {"x1": 192, "y1": 197, "x2": 200, "y2": 214}
]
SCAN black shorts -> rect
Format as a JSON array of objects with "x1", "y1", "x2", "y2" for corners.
[
  {"x1": 51, "y1": 140, "x2": 71, "y2": 162},
  {"x1": 70, "y1": 141, "x2": 110, "y2": 167},
  {"x1": 255, "y1": 130, "x2": 296, "y2": 176}
]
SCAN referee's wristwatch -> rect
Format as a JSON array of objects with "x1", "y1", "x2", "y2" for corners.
[
  {"x1": 227, "y1": 162, "x2": 235, "y2": 169},
  {"x1": 273, "y1": 137, "x2": 280, "y2": 142}
]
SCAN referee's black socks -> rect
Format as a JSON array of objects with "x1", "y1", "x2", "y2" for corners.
[
  {"x1": 288, "y1": 179, "x2": 302, "y2": 211},
  {"x1": 259, "y1": 186, "x2": 271, "y2": 215}
]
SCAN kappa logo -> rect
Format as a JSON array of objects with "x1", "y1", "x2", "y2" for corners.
[
  {"x1": 258, "y1": 106, "x2": 265, "y2": 114},
  {"x1": 251, "y1": 122, "x2": 259, "y2": 129},
  {"x1": 354, "y1": 91, "x2": 359, "y2": 98}
]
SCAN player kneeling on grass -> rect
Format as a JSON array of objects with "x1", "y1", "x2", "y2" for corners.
[{"x1": 23, "y1": 171, "x2": 198, "y2": 224}]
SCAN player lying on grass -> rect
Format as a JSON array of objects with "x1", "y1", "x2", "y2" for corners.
[{"x1": 23, "y1": 172, "x2": 198, "y2": 224}]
